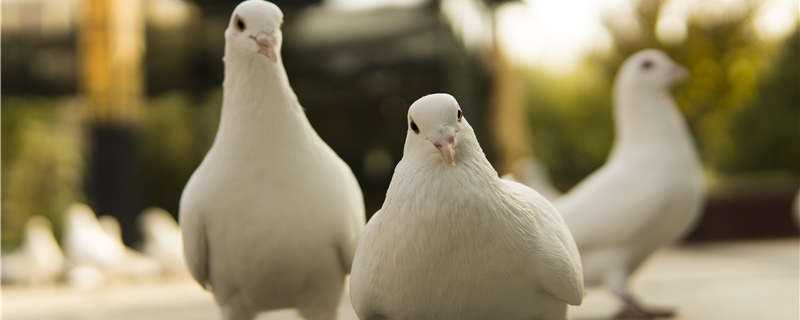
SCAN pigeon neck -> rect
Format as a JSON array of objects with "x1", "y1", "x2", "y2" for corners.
[
  {"x1": 386, "y1": 127, "x2": 500, "y2": 209},
  {"x1": 216, "y1": 52, "x2": 316, "y2": 155},
  {"x1": 27, "y1": 229, "x2": 58, "y2": 254},
  {"x1": 610, "y1": 85, "x2": 695, "y2": 158}
]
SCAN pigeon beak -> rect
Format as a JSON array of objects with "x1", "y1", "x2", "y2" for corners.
[
  {"x1": 671, "y1": 65, "x2": 689, "y2": 82},
  {"x1": 250, "y1": 32, "x2": 277, "y2": 62},
  {"x1": 433, "y1": 136, "x2": 456, "y2": 166}
]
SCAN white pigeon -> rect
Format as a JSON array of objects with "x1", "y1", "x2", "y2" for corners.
[
  {"x1": 350, "y1": 93, "x2": 583, "y2": 320},
  {"x1": 1, "y1": 215, "x2": 65, "y2": 285},
  {"x1": 506, "y1": 156, "x2": 562, "y2": 200},
  {"x1": 62, "y1": 204, "x2": 126, "y2": 271},
  {"x1": 179, "y1": 1, "x2": 365, "y2": 319},
  {"x1": 554, "y1": 49, "x2": 704, "y2": 319},
  {"x1": 139, "y1": 207, "x2": 188, "y2": 276},
  {"x1": 98, "y1": 215, "x2": 162, "y2": 280}
]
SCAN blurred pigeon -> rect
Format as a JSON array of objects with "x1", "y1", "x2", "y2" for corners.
[
  {"x1": 555, "y1": 50, "x2": 704, "y2": 319},
  {"x1": 66, "y1": 264, "x2": 106, "y2": 290},
  {"x1": 1, "y1": 216, "x2": 65, "y2": 285},
  {"x1": 350, "y1": 94, "x2": 583, "y2": 320},
  {"x1": 505, "y1": 156, "x2": 562, "y2": 200},
  {"x1": 63, "y1": 204, "x2": 126, "y2": 271},
  {"x1": 179, "y1": 1, "x2": 365, "y2": 319},
  {"x1": 138, "y1": 207, "x2": 188, "y2": 276},
  {"x1": 98, "y1": 215, "x2": 123, "y2": 240},
  {"x1": 98, "y1": 215, "x2": 162, "y2": 280}
]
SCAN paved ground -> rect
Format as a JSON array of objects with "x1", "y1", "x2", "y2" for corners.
[{"x1": 3, "y1": 239, "x2": 798, "y2": 320}]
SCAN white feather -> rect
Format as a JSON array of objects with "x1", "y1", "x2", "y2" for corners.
[
  {"x1": 179, "y1": 1, "x2": 364, "y2": 319},
  {"x1": 350, "y1": 93, "x2": 583, "y2": 320}
]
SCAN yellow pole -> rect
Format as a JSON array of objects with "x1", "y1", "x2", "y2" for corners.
[
  {"x1": 489, "y1": 10, "x2": 530, "y2": 173},
  {"x1": 78, "y1": 0, "x2": 145, "y2": 245},
  {"x1": 79, "y1": 0, "x2": 144, "y2": 123}
]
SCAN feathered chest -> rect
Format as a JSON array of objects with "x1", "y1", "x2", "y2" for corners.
[
  {"x1": 374, "y1": 174, "x2": 537, "y2": 267},
  {"x1": 355, "y1": 178, "x2": 543, "y2": 316}
]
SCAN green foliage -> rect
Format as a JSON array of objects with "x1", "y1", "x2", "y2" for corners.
[
  {"x1": 522, "y1": 0, "x2": 798, "y2": 188},
  {"x1": 721, "y1": 31, "x2": 800, "y2": 173},
  {"x1": 1, "y1": 98, "x2": 85, "y2": 249},
  {"x1": 137, "y1": 91, "x2": 221, "y2": 215},
  {"x1": 1, "y1": 93, "x2": 222, "y2": 250},
  {"x1": 523, "y1": 69, "x2": 613, "y2": 188}
]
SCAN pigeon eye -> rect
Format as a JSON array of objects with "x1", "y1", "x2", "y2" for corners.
[
  {"x1": 641, "y1": 59, "x2": 654, "y2": 71},
  {"x1": 409, "y1": 119, "x2": 420, "y2": 134},
  {"x1": 457, "y1": 109, "x2": 463, "y2": 122},
  {"x1": 235, "y1": 16, "x2": 246, "y2": 31}
]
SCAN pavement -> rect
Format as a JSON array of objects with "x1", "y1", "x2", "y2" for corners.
[{"x1": 2, "y1": 238, "x2": 798, "y2": 320}]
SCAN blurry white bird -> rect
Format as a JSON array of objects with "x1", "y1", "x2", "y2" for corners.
[
  {"x1": 139, "y1": 207, "x2": 188, "y2": 276},
  {"x1": 1, "y1": 216, "x2": 65, "y2": 285},
  {"x1": 66, "y1": 264, "x2": 106, "y2": 290},
  {"x1": 98, "y1": 215, "x2": 162, "y2": 280},
  {"x1": 179, "y1": 1, "x2": 365, "y2": 319},
  {"x1": 63, "y1": 204, "x2": 126, "y2": 271},
  {"x1": 350, "y1": 94, "x2": 583, "y2": 320},
  {"x1": 555, "y1": 49, "x2": 704, "y2": 319},
  {"x1": 505, "y1": 156, "x2": 562, "y2": 200}
]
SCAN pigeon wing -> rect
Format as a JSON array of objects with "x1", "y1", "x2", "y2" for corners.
[
  {"x1": 179, "y1": 207, "x2": 210, "y2": 288},
  {"x1": 503, "y1": 179, "x2": 584, "y2": 305},
  {"x1": 554, "y1": 164, "x2": 674, "y2": 251}
]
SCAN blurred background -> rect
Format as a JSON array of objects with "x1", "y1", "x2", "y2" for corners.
[{"x1": 1, "y1": 0, "x2": 798, "y2": 319}]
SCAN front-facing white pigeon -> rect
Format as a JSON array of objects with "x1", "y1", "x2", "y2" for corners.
[
  {"x1": 350, "y1": 93, "x2": 583, "y2": 320},
  {"x1": 179, "y1": 1, "x2": 365, "y2": 319},
  {"x1": 555, "y1": 49, "x2": 704, "y2": 319}
]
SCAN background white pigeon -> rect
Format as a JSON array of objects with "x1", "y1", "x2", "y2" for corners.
[
  {"x1": 554, "y1": 49, "x2": 704, "y2": 319},
  {"x1": 504, "y1": 156, "x2": 562, "y2": 200},
  {"x1": 1, "y1": 215, "x2": 65, "y2": 285},
  {"x1": 350, "y1": 93, "x2": 583, "y2": 320},
  {"x1": 139, "y1": 207, "x2": 188, "y2": 276},
  {"x1": 98, "y1": 215, "x2": 162, "y2": 280},
  {"x1": 179, "y1": 1, "x2": 365, "y2": 319},
  {"x1": 63, "y1": 204, "x2": 126, "y2": 272}
]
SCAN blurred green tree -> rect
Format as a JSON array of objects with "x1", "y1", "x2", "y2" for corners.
[
  {"x1": 523, "y1": 0, "x2": 798, "y2": 189},
  {"x1": 1, "y1": 99, "x2": 85, "y2": 249},
  {"x1": 137, "y1": 92, "x2": 221, "y2": 216},
  {"x1": 722, "y1": 30, "x2": 800, "y2": 173}
]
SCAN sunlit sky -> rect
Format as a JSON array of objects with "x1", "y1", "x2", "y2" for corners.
[
  {"x1": 326, "y1": 0, "x2": 797, "y2": 74},
  {"x1": 498, "y1": 0, "x2": 799, "y2": 74}
]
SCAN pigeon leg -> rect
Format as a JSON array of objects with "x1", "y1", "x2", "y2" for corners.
[
  {"x1": 607, "y1": 269, "x2": 675, "y2": 319},
  {"x1": 611, "y1": 287, "x2": 675, "y2": 319}
]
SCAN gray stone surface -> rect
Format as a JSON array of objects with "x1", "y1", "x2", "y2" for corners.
[{"x1": 3, "y1": 239, "x2": 798, "y2": 320}]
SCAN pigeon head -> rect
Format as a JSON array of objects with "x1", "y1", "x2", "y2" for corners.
[
  {"x1": 406, "y1": 93, "x2": 468, "y2": 167},
  {"x1": 99, "y1": 216, "x2": 123, "y2": 242},
  {"x1": 139, "y1": 207, "x2": 177, "y2": 239},
  {"x1": 26, "y1": 216, "x2": 55, "y2": 240},
  {"x1": 617, "y1": 49, "x2": 688, "y2": 91},
  {"x1": 65, "y1": 203, "x2": 99, "y2": 228},
  {"x1": 225, "y1": 0, "x2": 284, "y2": 63}
]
